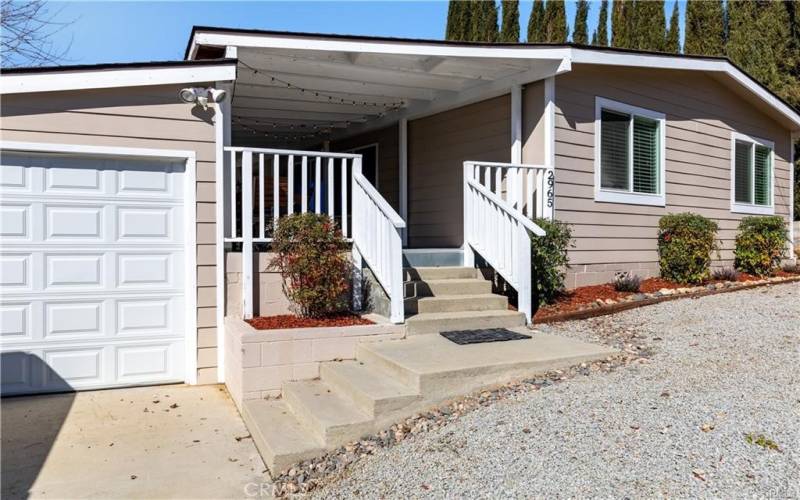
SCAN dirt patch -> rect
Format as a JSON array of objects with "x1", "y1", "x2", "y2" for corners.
[{"x1": 247, "y1": 314, "x2": 374, "y2": 330}]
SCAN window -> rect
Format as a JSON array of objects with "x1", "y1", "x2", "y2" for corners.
[
  {"x1": 731, "y1": 133, "x2": 774, "y2": 214},
  {"x1": 347, "y1": 144, "x2": 379, "y2": 187},
  {"x1": 595, "y1": 97, "x2": 666, "y2": 206}
]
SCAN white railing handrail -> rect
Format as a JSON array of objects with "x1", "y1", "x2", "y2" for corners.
[
  {"x1": 466, "y1": 160, "x2": 553, "y2": 171},
  {"x1": 465, "y1": 177, "x2": 544, "y2": 237},
  {"x1": 353, "y1": 173, "x2": 406, "y2": 229},
  {"x1": 224, "y1": 146, "x2": 361, "y2": 159}
]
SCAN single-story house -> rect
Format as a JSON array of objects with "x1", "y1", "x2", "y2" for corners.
[{"x1": 1, "y1": 27, "x2": 798, "y2": 398}]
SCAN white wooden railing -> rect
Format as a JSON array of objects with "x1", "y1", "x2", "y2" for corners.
[
  {"x1": 351, "y1": 157, "x2": 406, "y2": 324},
  {"x1": 223, "y1": 147, "x2": 405, "y2": 323},
  {"x1": 463, "y1": 161, "x2": 553, "y2": 323}
]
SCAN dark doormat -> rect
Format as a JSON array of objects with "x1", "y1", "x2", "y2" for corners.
[{"x1": 440, "y1": 328, "x2": 532, "y2": 345}]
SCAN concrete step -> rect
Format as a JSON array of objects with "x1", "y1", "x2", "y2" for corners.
[
  {"x1": 404, "y1": 309, "x2": 527, "y2": 336},
  {"x1": 404, "y1": 278, "x2": 492, "y2": 298},
  {"x1": 357, "y1": 331, "x2": 619, "y2": 401},
  {"x1": 403, "y1": 266, "x2": 477, "y2": 281},
  {"x1": 320, "y1": 360, "x2": 421, "y2": 418},
  {"x1": 406, "y1": 294, "x2": 508, "y2": 314},
  {"x1": 282, "y1": 380, "x2": 373, "y2": 448},
  {"x1": 241, "y1": 399, "x2": 324, "y2": 475}
]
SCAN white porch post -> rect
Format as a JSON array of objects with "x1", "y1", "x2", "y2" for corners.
[
  {"x1": 463, "y1": 162, "x2": 475, "y2": 267},
  {"x1": 399, "y1": 118, "x2": 408, "y2": 246},
  {"x1": 241, "y1": 151, "x2": 254, "y2": 319},
  {"x1": 511, "y1": 84, "x2": 522, "y2": 209},
  {"x1": 543, "y1": 77, "x2": 556, "y2": 220},
  {"x1": 214, "y1": 80, "x2": 232, "y2": 383},
  {"x1": 351, "y1": 156, "x2": 364, "y2": 312}
]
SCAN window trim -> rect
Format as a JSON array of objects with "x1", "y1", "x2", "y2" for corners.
[
  {"x1": 345, "y1": 142, "x2": 380, "y2": 188},
  {"x1": 594, "y1": 97, "x2": 666, "y2": 206},
  {"x1": 730, "y1": 131, "x2": 775, "y2": 215}
]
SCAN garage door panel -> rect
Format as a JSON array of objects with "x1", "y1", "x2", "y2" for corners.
[
  {"x1": 45, "y1": 166, "x2": 101, "y2": 192},
  {"x1": 117, "y1": 205, "x2": 181, "y2": 242},
  {"x1": 0, "y1": 203, "x2": 30, "y2": 238},
  {"x1": 1, "y1": 303, "x2": 32, "y2": 340},
  {"x1": 44, "y1": 301, "x2": 103, "y2": 338},
  {"x1": 1, "y1": 253, "x2": 32, "y2": 289},
  {"x1": 116, "y1": 297, "x2": 181, "y2": 336},
  {"x1": 45, "y1": 204, "x2": 104, "y2": 240},
  {"x1": 0, "y1": 163, "x2": 29, "y2": 190},
  {"x1": 45, "y1": 253, "x2": 104, "y2": 289},
  {"x1": 117, "y1": 253, "x2": 175, "y2": 288},
  {"x1": 1, "y1": 152, "x2": 187, "y2": 395},
  {"x1": 116, "y1": 343, "x2": 181, "y2": 382},
  {"x1": 44, "y1": 348, "x2": 104, "y2": 386}
]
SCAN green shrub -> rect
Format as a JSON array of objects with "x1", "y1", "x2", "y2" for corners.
[
  {"x1": 734, "y1": 216, "x2": 788, "y2": 276},
  {"x1": 530, "y1": 218, "x2": 574, "y2": 306},
  {"x1": 269, "y1": 213, "x2": 351, "y2": 317},
  {"x1": 657, "y1": 213, "x2": 719, "y2": 284}
]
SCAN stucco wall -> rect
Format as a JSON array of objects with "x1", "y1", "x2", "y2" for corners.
[
  {"x1": 554, "y1": 65, "x2": 794, "y2": 287},
  {"x1": 1, "y1": 84, "x2": 220, "y2": 383}
]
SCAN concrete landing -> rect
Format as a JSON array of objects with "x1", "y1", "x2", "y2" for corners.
[{"x1": 248, "y1": 330, "x2": 618, "y2": 475}]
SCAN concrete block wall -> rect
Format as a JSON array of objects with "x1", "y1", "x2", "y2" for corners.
[{"x1": 224, "y1": 317, "x2": 404, "y2": 410}]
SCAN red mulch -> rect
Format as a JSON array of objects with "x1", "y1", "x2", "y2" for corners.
[
  {"x1": 246, "y1": 314, "x2": 374, "y2": 330},
  {"x1": 533, "y1": 271, "x2": 799, "y2": 321}
]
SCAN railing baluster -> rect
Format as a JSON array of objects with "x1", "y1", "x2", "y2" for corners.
[
  {"x1": 230, "y1": 150, "x2": 237, "y2": 239},
  {"x1": 241, "y1": 151, "x2": 254, "y2": 319},
  {"x1": 327, "y1": 157, "x2": 335, "y2": 218},
  {"x1": 315, "y1": 156, "x2": 321, "y2": 214},
  {"x1": 341, "y1": 158, "x2": 348, "y2": 238},
  {"x1": 495, "y1": 167, "x2": 502, "y2": 198},
  {"x1": 526, "y1": 169, "x2": 534, "y2": 219},
  {"x1": 301, "y1": 156, "x2": 308, "y2": 213},
  {"x1": 287, "y1": 154, "x2": 294, "y2": 215},
  {"x1": 273, "y1": 154, "x2": 280, "y2": 232},
  {"x1": 259, "y1": 153, "x2": 265, "y2": 239}
]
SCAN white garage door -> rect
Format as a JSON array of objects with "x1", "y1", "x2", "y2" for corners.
[{"x1": 1, "y1": 152, "x2": 187, "y2": 395}]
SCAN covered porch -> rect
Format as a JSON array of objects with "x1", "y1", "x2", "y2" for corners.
[{"x1": 204, "y1": 31, "x2": 564, "y2": 325}]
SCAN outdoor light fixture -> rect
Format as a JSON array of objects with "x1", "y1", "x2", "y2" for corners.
[{"x1": 178, "y1": 87, "x2": 227, "y2": 110}]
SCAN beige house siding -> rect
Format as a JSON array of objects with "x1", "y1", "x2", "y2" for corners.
[
  {"x1": 522, "y1": 80, "x2": 546, "y2": 166},
  {"x1": 554, "y1": 65, "x2": 793, "y2": 287},
  {"x1": 408, "y1": 95, "x2": 511, "y2": 248},
  {"x1": 331, "y1": 123, "x2": 400, "y2": 211},
  {"x1": 1, "y1": 84, "x2": 219, "y2": 383}
]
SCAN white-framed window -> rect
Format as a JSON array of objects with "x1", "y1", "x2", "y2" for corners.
[
  {"x1": 346, "y1": 143, "x2": 379, "y2": 188},
  {"x1": 730, "y1": 132, "x2": 774, "y2": 215},
  {"x1": 594, "y1": 97, "x2": 666, "y2": 206}
]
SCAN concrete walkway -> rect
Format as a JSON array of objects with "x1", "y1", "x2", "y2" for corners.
[{"x1": 1, "y1": 384, "x2": 270, "y2": 499}]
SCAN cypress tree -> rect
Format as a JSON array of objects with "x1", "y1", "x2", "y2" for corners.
[
  {"x1": 543, "y1": 0, "x2": 568, "y2": 43},
  {"x1": 684, "y1": 0, "x2": 725, "y2": 56},
  {"x1": 527, "y1": 0, "x2": 546, "y2": 42},
  {"x1": 482, "y1": 0, "x2": 499, "y2": 42},
  {"x1": 631, "y1": 0, "x2": 666, "y2": 51},
  {"x1": 500, "y1": 0, "x2": 520, "y2": 42},
  {"x1": 664, "y1": 1, "x2": 680, "y2": 53},
  {"x1": 611, "y1": 0, "x2": 631, "y2": 48},
  {"x1": 592, "y1": 0, "x2": 609, "y2": 46},
  {"x1": 445, "y1": 0, "x2": 471, "y2": 41},
  {"x1": 728, "y1": 1, "x2": 796, "y2": 107},
  {"x1": 573, "y1": 0, "x2": 589, "y2": 44}
]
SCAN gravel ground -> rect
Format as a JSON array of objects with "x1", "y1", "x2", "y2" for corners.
[{"x1": 311, "y1": 282, "x2": 800, "y2": 499}]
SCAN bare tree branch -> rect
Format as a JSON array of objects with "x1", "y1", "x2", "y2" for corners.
[{"x1": 1, "y1": 0, "x2": 74, "y2": 67}]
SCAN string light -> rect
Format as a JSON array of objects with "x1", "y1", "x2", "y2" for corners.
[{"x1": 239, "y1": 61, "x2": 406, "y2": 110}]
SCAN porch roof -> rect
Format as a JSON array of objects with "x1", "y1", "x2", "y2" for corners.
[
  {"x1": 187, "y1": 28, "x2": 571, "y2": 147},
  {"x1": 187, "y1": 27, "x2": 800, "y2": 142}
]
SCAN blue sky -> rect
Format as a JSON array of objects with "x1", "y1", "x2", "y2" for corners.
[{"x1": 49, "y1": 1, "x2": 685, "y2": 65}]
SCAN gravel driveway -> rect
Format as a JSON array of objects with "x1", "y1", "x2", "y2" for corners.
[{"x1": 312, "y1": 282, "x2": 800, "y2": 498}]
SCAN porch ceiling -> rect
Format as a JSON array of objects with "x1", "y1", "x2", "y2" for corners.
[{"x1": 229, "y1": 45, "x2": 567, "y2": 147}]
